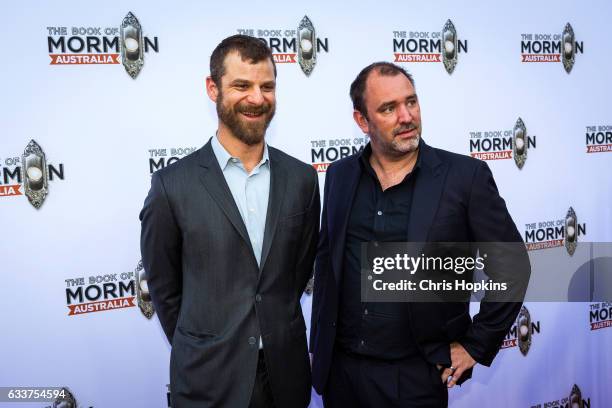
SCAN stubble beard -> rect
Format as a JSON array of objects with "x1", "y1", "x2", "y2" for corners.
[{"x1": 371, "y1": 121, "x2": 421, "y2": 157}]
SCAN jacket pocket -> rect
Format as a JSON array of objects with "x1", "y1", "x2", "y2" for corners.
[{"x1": 176, "y1": 325, "x2": 217, "y2": 342}]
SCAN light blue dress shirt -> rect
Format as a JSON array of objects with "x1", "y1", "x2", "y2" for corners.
[
  {"x1": 211, "y1": 135, "x2": 270, "y2": 349},
  {"x1": 211, "y1": 135, "x2": 270, "y2": 266}
]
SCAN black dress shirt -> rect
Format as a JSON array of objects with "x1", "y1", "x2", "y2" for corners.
[{"x1": 336, "y1": 143, "x2": 422, "y2": 360}]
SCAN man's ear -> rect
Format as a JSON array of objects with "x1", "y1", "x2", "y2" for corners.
[
  {"x1": 353, "y1": 110, "x2": 369, "y2": 134},
  {"x1": 205, "y1": 76, "x2": 219, "y2": 103}
]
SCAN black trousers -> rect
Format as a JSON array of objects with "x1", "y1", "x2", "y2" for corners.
[
  {"x1": 323, "y1": 349, "x2": 448, "y2": 408},
  {"x1": 249, "y1": 350, "x2": 276, "y2": 408}
]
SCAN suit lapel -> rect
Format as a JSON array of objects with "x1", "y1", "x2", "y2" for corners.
[
  {"x1": 407, "y1": 143, "x2": 448, "y2": 242},
  {"x1": 259, "y1": 148, "x2": 286, "y2": 273},
  {"x1": 406, "y1": 142, "x2": 449, "y2": 343},
  {"x1": 198, "y1": 141, "x2": 253, "y2": 253},
  {"x1": 329, "y1": 157, "x2": 361, "y2": 286}
]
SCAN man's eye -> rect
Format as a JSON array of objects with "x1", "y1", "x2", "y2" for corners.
[
  {"x1": 235, "y1": 84, "x2": 248, "y2": 90},
  {"x1": 382, "y1": 106, "x2": 394, "y2": 113}
]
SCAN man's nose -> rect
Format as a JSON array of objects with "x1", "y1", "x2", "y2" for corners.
[
  {"x1": 397, "y1": 104, "x2": 413, "y2": 123},
  {"x1": 246, "y1": 86, "x2": 265, "y2": 105}
]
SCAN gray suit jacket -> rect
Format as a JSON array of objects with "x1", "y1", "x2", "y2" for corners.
[{"x1": 140, "y1": 140, "x2": 319, "y2": 408}]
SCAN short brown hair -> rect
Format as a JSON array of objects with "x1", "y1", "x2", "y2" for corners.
[
  {"x1": 210, "y1": 35, "x2": 277, "y2": 87},
  {"x1": 350, "y1": 62, "x2": 415, "y2": 119}
]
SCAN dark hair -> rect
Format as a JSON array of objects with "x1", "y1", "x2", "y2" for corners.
[
  {"x1": 349, "y1": 62, "x2": 415, "y2": 118},
  {"x1": 210, "y1": 35, "x2": 277, "y2": 87}
]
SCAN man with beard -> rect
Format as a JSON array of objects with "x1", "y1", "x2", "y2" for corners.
[
  {"x1": 310, "y1": 62, "x2": 529, "y2": 407},
  {"x1": 140, "y1": 35, "x2": 319, "y2": 408}
]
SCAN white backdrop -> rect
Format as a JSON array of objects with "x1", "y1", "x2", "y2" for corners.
[{"x1": 1, "y1": 0, "x2": 611, "y2": 407}]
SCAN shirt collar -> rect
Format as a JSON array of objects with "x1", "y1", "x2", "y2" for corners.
[{"x1": 211, "y1": 134, "x2": 269, "y2": 171}]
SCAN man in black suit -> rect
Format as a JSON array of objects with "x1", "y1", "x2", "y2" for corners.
[
  {"x1": 140, "y1": 35, "x2": 319, "y2": 408},
  {"x1": 310, "y1": 62, "x2": 529, "y2": 407}
]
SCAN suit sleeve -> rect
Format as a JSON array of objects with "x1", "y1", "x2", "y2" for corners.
[
  {"x1": 459, "y1": 161, "x2": 531, "y2": 366},
  {"x1": 296, "y1": 168, "x2": 320, "y2": 295},
  {"x1": 310, "y1": 169, "x2": 331, "y2": 352},
  {"x1": 140, "y1": 172, "x2": 183, "y2": 345}
]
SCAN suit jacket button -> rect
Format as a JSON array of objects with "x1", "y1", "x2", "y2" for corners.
[
  {"x1": 331, "y1": 322, "x2": 336, "y2": 327},
  {"x1": 255, "y1": 294, "x2": 262, "y2": 302},
  {"x1": 248, "y1": 336, "x2": 257, "y2": 345}
]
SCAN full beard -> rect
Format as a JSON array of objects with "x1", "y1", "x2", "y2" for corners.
[{"x1": 216, "y1": 93, "x2": 276, "y2": 146}]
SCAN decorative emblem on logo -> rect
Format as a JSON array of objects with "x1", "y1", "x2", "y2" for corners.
[
  {"x1": 304, "y1": 276, "x2": 314, "y2": 295},
  {"x1": 441, "y1": 19, "x2": 458, "y2": 74},
  {"x1": 52, "y1": 387, "x2": 76, "y2": 408},
  {"x1": 513, "y1": 117, "x2": 528, "y2": 169},
  {"x1": 569, "y1": 384, "x2": 584, "y2": 408},
  {"x1": 120, "y1": 12, "x2": 144, "y2": 78},
  {"x1": 562, "y1": 23, "x2": 575, "y2": 74},
  {"x1": 135, "y1": 260, "x2": 154, "y2": 319},
  {"x1": 297, "y1": 16, "x2": 316, "y2": 76},
  {"x1": 22, "y1": 140, "x2": 49, "y2": 209},
  {"x1": 517, "y1": 306, "x2": 532, "y2": 355},
  {"x1": 565, "y1": 207, "x2": 578, "y2": 256}
]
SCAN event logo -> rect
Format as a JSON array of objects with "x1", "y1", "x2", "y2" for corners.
[
  {"x1": 520, "y1": 23, "x2": 583, "y2": 73},
  {"x1": 63, "y1": 260, "x2": 153, "y2": 318},
  {"x1": 148, "y1": 146, "x2": 197, "y2": 174},
  {"x1": 237, "y1": 15, "x2": 329, "y2": 76},
  {"x1": 524, "y1": 207, "x2": 585, "y2": 254},
  {"x1": 310, "y1": 135, "x2": 369, "y2": 172},
  {"x1": 65, "y1": 272, "x2": 135, "y2": 316},
  {"x1": 0, "y1": 140, "x2": 65, "y2": 209},
  {"x1": 585, "y1": 125, "x2": 612, "y2": 153},
  {"x1": 46, "y1": 11, "x2": 159, "y2": 78},
  {"x1": 469, "y1": 117, "x2": 536, "y2": 168},
  {"x1": 392, "y1": 19, "x2": 468, "y2": 74},
  {"x1": 502, "y1": 306, "x2": 540, "y2": 355},
  {"x1": 589, "y1": 302, "x2": 612, "y2": 331},
  {"x1": 532, "y1": 384, "x2": 591, "y2": 408}
]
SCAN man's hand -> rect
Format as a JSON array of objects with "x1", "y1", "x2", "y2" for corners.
[{"x1": 437, "y1": 342, "x2": 476, "y2": 388}]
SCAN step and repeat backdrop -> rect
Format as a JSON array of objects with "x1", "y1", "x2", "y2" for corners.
[{"x1": 1, "y1": 0, "x2": 611, "y2": 407}]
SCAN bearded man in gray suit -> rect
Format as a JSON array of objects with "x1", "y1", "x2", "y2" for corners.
[{"x1": 140, "y1": 35, "x2": 319, "y2": 408}]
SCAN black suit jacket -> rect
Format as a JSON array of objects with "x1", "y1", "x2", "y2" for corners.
[
  {"x1": 140, "y1": 140, "x2": 319, "y2": 408},
  {"x1": 310, "y1": 141, "x2": 530, "y2": 394}
]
